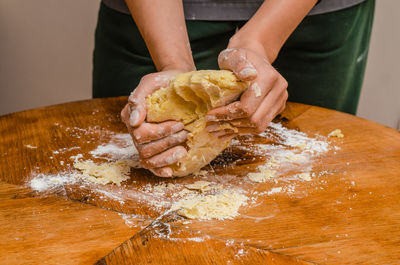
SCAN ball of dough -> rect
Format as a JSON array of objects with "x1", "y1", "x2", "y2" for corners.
[{"x1": 146, "y1": 70, "x2": 248, "y2": 177}]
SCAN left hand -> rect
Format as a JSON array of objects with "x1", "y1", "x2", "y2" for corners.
[{"x1": 206, "y1": 47, "x2": 288, "y2": 137}]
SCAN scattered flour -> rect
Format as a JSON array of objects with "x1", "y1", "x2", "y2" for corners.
[
  {"x1": 90, "y1": 133, "x2": 139, "y2": 160},
  {"x1": 246, "y1": 122, "x2": 332, "y2": 185},
  {"x1": 29, "y1": 173, "x2": 77, "y2": 192},
  {"x1": 266, "y1": 187, "x2": 282, "y2": 195},
  {"x1": 263, "y1": 122, "x2": 330, "y2": 155}
]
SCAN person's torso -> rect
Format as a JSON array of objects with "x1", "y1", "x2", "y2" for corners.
[{"x1": 102, "y1": 0, "x2": 367, "y2": 20}]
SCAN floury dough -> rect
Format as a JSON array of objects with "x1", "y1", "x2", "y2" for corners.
[
  {"x1": 74, "y1": 160, "x2": 139, "y2": 186},
  {"x1": 171, "y1": 187, "x2": 247, "y2": 220},
  {"x1": 146, "y1": 70, "x2": 248, "y2": 176}
]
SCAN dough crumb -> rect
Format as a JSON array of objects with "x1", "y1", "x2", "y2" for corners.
[
  {"x1": 247, "y1": 168, "x2": 276, "y2": 183},
  {"x1": 185, "y1": 181, "x2": 213, "y2": 192},
  {"x1": 295, "y1": 172, "x2": 312, "y2": 181},
  {"x1": 73, "y1": 160, "x2": 138, "y2": 186},
  {"x1": 328, "y1": 129, "x2": 344, "y2": 138},
  {"x1": 171, "y1": 189, "x2": 247, "y2": 220}
]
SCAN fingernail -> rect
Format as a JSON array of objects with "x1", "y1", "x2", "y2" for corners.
[
  {"x1": 129, "y1": 110, "x2": 139, "y2": 126},
  {"x1": 206, "y1": 115, "x2": 217, "y2": 121}
]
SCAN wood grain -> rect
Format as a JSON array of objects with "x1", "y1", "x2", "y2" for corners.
[
  {"x1": 0, "y1": 181, "x2": 147, "y2": 265},
  {"x1": 0, "y1": 97, "x2": 399, "y2": 264}
]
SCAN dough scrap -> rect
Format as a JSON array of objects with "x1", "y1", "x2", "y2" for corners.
[
  {"x1": 294, "y1": 172, "x2": 312, "y2": 181},
  {"x1": 185, "y1": 181, "x2": 213, "y2": 192},
  {"x1": 247, "y1": 168, "x2": 276, "y2": 183},
  {"x1": 73, "y1": 160, "x2": 138, "y2": 186},
  {"x1": 171, "y1": 189, "x2": 247, "y2": 220},
  {"x1": 147, "y1": 70, "x2": 248, "y2": 176},
  {"x1": 328, "y1": 129, "x2": 344, "y2": 138}
]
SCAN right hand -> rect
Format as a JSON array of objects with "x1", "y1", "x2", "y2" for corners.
[{"x1": 121, "y1": 70, "x2": 188, "y2": 178}]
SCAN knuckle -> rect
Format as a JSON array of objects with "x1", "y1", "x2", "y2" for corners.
[
  {"x1": 255, "y1": 123, "x2": 267, "y2": 134},
  {"x1": 268, "y1": 70, "x2": 279, "y2": 82},
  {"x1": 141, "y1": 73, "x2": 154, "y2": 82},
  {"x1": 282, "y1": 78, "x2": 288, "y2": 89},
  {"x1": 283, "y1": 90, "x2": 289, "y2": 101},
  {"x1": 249, "y1": 115, "x2": 259, "y2": 127},
  {"x1": 132, "y1": 129, "x2": 143, "y2": 142},
  {"x1": 241, "y1": 104, "x2": 253, "y2": 116},
  {"x1": 120, "y1": 108, "x2": 128, "y2": 122},
  {"x1": 139, "y1": 159, "x2": 151, "y2": 169}
]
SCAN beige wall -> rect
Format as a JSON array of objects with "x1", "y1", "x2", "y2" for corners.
[
  {"x1": 0, "y1": 0, "x2": 100, "y2": 114},
  {"x1": 357, "y1": 0, "x2": 400, "y2": 129},
  {"x1": 0, "y1": 0, "x2": 399, "y2": 129}
]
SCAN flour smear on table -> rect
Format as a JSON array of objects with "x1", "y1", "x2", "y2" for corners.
[{"x1": 27, "y1": 122, "x2": 340, "y2": 224}]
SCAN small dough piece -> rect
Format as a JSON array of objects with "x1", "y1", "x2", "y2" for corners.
[
  {"x1": 247, "y1": 168, "x2": 276, "y2": 183},
  {"x1": 294, "y1": 172, "x2": 312, "y2": 181},
  {"x1": 74, "y1": 160, "x2": 138, "y2": 186},
  {"x1": 185, "y1": 181, "x2": 212, "y2": 192},
  {"x1": 147, "y1": 70, "x2": 248, "y2": 176},
  {"x1": 171, "y1": 189, "x2": 247, "y2": 220},
  {"x1": 328, "y1": 129, "x2": 344, "y2": 138}
]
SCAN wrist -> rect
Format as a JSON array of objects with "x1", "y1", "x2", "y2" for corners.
[
  {"x1": 160, "y1": 60, "x2": 196, "y2": 73},
  {"x1": 228, "y1": 34, "x2": 274, "y2": 63}
]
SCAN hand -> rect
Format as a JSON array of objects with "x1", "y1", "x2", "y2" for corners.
[
  {"x1": 121, "y1": 70, "x2": 188, "y2": 177},
  {"x1": 206, "y1": 47, "x2": 288, "y2": 137}
]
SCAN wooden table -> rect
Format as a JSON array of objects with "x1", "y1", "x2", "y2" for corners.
[{"x1": 0, "y1": 97, "x2": 399, "y2": 265}]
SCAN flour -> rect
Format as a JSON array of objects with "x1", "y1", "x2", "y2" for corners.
[
  {"x1": 29, "y1": 173, "x2": 77, "y2": 192},
  {"x1": 246, "y1": 122, "x2": 332, "y2": 187},
  {"x1": 263, "y1": 122, "x2": 330, "y2": 155},
  {"x1": 90, "y1": 133, "x2": 139, "y2": 160}
]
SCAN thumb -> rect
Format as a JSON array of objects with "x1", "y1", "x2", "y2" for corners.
[
  {"x1": 128, "y1": 72, "x2": 175, "y2": 127},
  {"x1": 218, "y1": 48, "x2": 257, "y2": 81}
]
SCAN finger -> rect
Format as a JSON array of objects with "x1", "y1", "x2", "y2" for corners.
[
  {"x1": 227, "y1": 118, "x2": 256, "y2": 128},
  {"x1": 140, "y1": 146, "x2": 187, "y2": 169},
  {"x1": 211, "y1": 129, "x2": 235, "y2": 137},
  {"x1": 218, "y1": 133, "x2": 238, "y2": 141},
  {"x1": 137, "y1": 130, "x2": 188, "y2": 158},
  {"x1": 206, "y1": 101, "x2": 247, "y2": 122},
  {"x1": 121, "y1": 104, "x2": 131, "y2": 125},
  {"x1": 128, "y1": 74, "x2": 172, "y2": 127},
  {"x1": 251, "y1": 78, "x2": 288, "y2": 133},
  {"x1": 133, "y1": 121, "x2": 184, "y2": 144},
  {"x1": 238, "y1": 73, "x2": 279, "y2": 116},
  {"x1": 150, "y1": 167, "x2": 174, "y2": 178},
  {"x1": 206, "y1": 120, "x2": 254, "y2": 133},
  {"x1": 218, "y1": 48, "x2": 257, "y2": 81},
  {"x1": 205, "y1": 75, "x2": 279, "y2": 123}
]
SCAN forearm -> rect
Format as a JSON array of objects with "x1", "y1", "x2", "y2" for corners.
[
  {"x1": 229, "y1": 0, "x2": 318, "y2": 62},
  {"x1": 125, "y1": 0, "x2": 195, "y2": 71}
]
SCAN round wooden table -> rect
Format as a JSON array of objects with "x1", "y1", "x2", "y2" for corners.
[{"x1": 0, "y1": 97, "x2": 399, "y2": 265}]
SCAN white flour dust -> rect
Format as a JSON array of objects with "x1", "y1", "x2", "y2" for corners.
[{"x1": 28, "y1": 122, "x2": 340, "y2": 223}]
